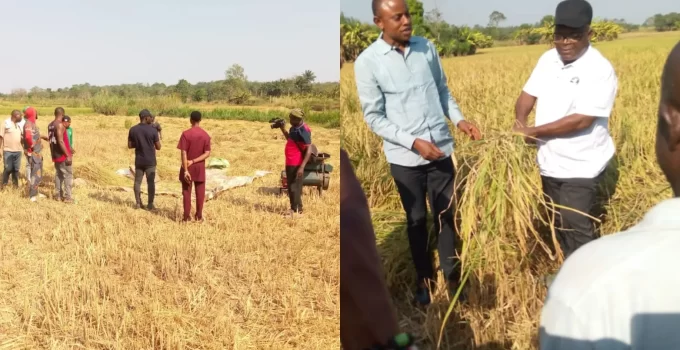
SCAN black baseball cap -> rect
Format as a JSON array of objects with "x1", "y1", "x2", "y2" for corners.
[
  {"x1": 139, "y1": 109, "x2": 152, "y2": 118},
  {"x1": 555, "y1": 0, "x2": 593, "y2": 29},
  {"x1": 63, "y1": 115, "x2": 71, "y2": 122}
]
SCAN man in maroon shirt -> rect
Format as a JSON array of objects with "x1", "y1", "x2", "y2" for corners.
[{"x1": 177, "y1": 111, "x2": 211, "y2": 222}]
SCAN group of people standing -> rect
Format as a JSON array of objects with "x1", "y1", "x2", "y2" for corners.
[
  {"x1": 128, "y1": 109, "x2": 210, "y2": 222},
  {"x1": 0, "y1": 105, "x2": 210, "y2": 222},
  {"x1": 1, "y1": 106, "x2": 76, "y2": 203},
  {"x1": 342, "y1": 0, "x2": 680, "y2": 349}
]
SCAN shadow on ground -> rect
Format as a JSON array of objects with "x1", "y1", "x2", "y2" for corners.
[
  {"x1": 88, "y1": 191, "x2": 177, "y2": 220},
  {"x1": 226, "y1": 195, "x2": 286, "y2": 215},
  {"x1": 257, "y1": 186, "x2": 283, "y2": 196}
]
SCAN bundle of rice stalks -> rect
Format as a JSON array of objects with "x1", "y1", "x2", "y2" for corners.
[
  {"x1": 75, "y1": 161, "x2": 123, "y2": 187},
  {"x1": 441, "y1": 132, "x2": 563, "y2": 349}
]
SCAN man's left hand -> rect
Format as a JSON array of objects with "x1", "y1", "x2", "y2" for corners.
[
  {"x1": 512, "y1": 126, "x2": 537, "y2": 143},
  {"x1": 457, "y1": 120, "x2": 482, "y2": 140},
  {"x1": 296, "y1": 167, "x2": 304, "y2": 179}
]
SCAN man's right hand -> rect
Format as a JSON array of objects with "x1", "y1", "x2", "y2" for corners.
[{"x1": 413, "y1": 139, "x2": 445, "y2": 161}]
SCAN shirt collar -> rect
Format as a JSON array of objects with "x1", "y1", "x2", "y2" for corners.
[
  {"x1": 376, "y1": 32, "x2": 417, "y2": 55},
  {"x1": 633, "y1": 197, "x2": 680, "y2": 230}
]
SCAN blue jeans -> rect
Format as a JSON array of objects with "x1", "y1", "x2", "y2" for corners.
[{"x1": 2, "y1": 151, "x2": 21, "y2": 187}]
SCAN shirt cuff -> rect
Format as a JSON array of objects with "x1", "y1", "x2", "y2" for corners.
[
  {"x1": 448, "y1": 108, "x2": 465, "y2": 126},
  {"x1": 397, "y1": 131, "x2": 417, "y2": 150}
]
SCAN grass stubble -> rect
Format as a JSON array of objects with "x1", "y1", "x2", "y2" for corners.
[
  {"x1": 0, "y1": 115, "x2": 340, "y2": 349},
  {"x1": 342, "y1": 32, "x2": 680, "y2": 349}
]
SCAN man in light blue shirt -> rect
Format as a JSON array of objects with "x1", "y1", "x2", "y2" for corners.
[{"x1": 354, "y1": 0, "x2": 481, "y2": 306}]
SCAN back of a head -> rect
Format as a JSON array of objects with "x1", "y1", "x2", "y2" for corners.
[
  {"x1": 139, "y1": 109, "x2": 152, "y2": 122},
  {"x1": 656, "y1": 41, "x2": 680, "y2": 197},
  {"x1": 54, "y1": 107, "x2": 65, "y2": 117},
  {"x1": 661, "y1": 41, "x2": 680, "y2": 110},
  {"x1": 190, "y1": 111, "x2": 202, "y2": 123}
]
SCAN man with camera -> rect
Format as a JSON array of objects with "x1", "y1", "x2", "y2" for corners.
[{"x1": 277, "y1": 108, "x2": 312, "y2": 218}]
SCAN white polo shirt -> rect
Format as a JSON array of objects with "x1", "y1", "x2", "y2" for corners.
[
  {"x1": 523, "y1": 46, "x2": 618, "y2": 179},
  {"x1": 540, "y1": 198, "x2": 680, "y2": 350}
]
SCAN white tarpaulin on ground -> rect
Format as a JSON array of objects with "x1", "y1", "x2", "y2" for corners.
[
  {"x1": 114, "y1": 164, "x2": 271, "y2": 201},
  {"x1": 204, "y1": 169, "x2": 271, "y2": 200}
]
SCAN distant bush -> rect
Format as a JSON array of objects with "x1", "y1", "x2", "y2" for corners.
[{"x1": 90, "y1": 94, "x2": 129, "y2": 115}]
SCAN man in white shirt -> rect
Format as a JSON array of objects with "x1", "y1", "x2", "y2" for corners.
[
  {"x1": 513, "y1": 0, "x2": 617, "y2": 264},
  {"x1": 1, "y1": 110, "x2": 24, "y2": 187},
  {"x1": 539, "y1": 39, "x2": 680, "y2": 350}
]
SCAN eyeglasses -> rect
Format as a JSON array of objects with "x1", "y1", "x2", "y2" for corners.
[{"x1": 553, "y1": 32, "x2": 586, "y2": 43}]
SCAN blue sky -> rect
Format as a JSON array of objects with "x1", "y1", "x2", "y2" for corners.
[
  {"x1": 0, "y1": 0, "x2": 339, "y2": 93},
  {"x1": 342, "y1": 0, "x2": 676, "y2": 27}
]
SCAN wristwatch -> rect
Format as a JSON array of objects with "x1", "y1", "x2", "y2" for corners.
[{"x1": 367, "y1": 333, "x2": 418, "y2": 350}]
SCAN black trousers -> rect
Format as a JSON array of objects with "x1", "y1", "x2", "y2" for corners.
[
  {"x1": 286, "y1": 165, "x2": 304, "y2": 213},
  {"x1": 134, "y1": 165, "x2": 156, "y2": 206},
  {"x1": 390, "y1": 157, "x2": 460, "y2": 284},
  {"x1": 541, "y1": 173, "x2": 603, "y2": 259}
]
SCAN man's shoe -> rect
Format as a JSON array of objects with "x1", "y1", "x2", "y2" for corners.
[
  {"x1": 146, "y1": 204, "x2": 156, "y2": 211},
  {"x1": 448, "y1": 280, "x2": 467, "y2": 303},
  {"x1": 135, "y1": 202, "x2": 144, "y2": 209},
  {"x1": 414, "y1": 285, "x2": 431, "y2": 306}
]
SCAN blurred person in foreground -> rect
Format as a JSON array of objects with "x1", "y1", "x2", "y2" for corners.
[
  {"x1": 48, "y1": 107, "x2": 73, "y2": 203},
  {"x1": 513, "y1": 0, "x2": 618, "y2": 275},
  {"x1": 22, "y1": 107, "x2": 47, "y2": 201},
  {"x1": 178, "y1": 111, "x2": 211, "y2": 223},
  {"x1": 279, "y1": 108, "x2": 312, "y2": 218},
  {"x1": 2, "y1": 110, "x2": 24, "y2": 188},
  {"x1": 354, "y1": 0, "x2": 481, "y2": 305},
  {"x1": 340, "y1": 149, "x2": 418, "y2": 350},
  {"x1": 539, "y1": 40, "x2": 680, "y2": 350},
  {"x1": 128, "y1": 109, "x2": 161, "y2": 210}
]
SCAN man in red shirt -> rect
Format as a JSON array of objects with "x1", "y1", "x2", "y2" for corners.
[
  {"x1": 280, "y1": 108, "x2": 312, "y2": 217},
  {"x1": 177, "y1": 110, "x2": 211, "y2": 222}
]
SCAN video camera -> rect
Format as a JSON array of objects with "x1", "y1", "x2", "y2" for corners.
[{"x1": 269, "y1": 118, "x2": 285, "y2": 129}]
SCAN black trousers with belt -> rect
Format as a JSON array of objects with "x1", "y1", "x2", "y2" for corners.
[
  {"x1": 541, "y1": 172, "x2": 603, "y2": 259},
  {"x1": 390, "y1": 157, "x2": 460, "y2": 285}
]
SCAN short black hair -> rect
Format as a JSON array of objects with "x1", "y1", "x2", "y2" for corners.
[
  {"x1": 11, "y1": 109, "x2": 20, "y2": 116},
  {"x1": 190, "y1": 110, "x2": 202, "y2": 123},
  {"x1": 139, "y1": 109, "x2": 152, "y2": 120},
  {"x1": 372, "y1": 0, "x2": 384, "y2": 16},
  {"x1": 658, "y1": 41, "x2": 680, "y2": 140},
  {"x1": 661, "y1": 41, "x2": 680, "y2": 107},
  {"x1": 55, "y1": 107, "x2": 65, "y2": 116}
]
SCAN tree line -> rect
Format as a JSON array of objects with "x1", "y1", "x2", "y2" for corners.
[
  {"x1": 645, "y1": 13, "x2": 680, "y2": 32},
  {"x1": 2, "y1": 64, "x2": 339, "y2": 105}
]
